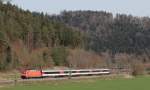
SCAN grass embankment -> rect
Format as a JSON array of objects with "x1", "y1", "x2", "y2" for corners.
[
  {"x1": 0, "y1": 71, "x2": 20, "y2": 80},
  {"x1": 1, "y1": 76, "x2": 150, "y2": 90}
]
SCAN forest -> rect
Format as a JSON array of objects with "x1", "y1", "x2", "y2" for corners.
[
  {"x1": 0, "y1": 2, "x2": 82, "y2": 70},
  {"x1": 0, "y1": 1, "x2": 150, "y2": 74}
]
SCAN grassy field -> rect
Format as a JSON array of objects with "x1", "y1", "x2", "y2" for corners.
[{"x1": 1, "y1": 76, "x2": 150, "y2": 90}]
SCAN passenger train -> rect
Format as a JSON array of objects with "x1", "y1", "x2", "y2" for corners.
[{"x1": 21, "y1": 69, "x2": 111, "y2": 79}]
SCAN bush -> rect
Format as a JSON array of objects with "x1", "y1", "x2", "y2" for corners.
[
  {"x1": 51, "y1": 46, "x2": 69, "y2": 66},
  {"x1": 67, "y1": 49, "x2": 107, "y2": 69},
  {"x1": 132, "y1": 62, "x2": 145, "y2": 76},
  {"x1": 0, "y1": 46, "x2": 20, "y2": 71},
  {"x1": 27, "y1": 48, "x2": 53, "y2": 69}
]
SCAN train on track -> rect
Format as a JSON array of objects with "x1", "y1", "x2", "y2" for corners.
[{"x1": 21, "y1": 69, "x2": 111, "y2": 79}]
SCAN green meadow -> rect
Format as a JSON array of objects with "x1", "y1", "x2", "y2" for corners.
[{"x1": 1, "y1": 76, "x2": 150, "y2": 90}]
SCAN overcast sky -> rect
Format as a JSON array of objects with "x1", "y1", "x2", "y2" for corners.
[{"x1": 11, "y1": 0, "x2": 150, "y2": 16}]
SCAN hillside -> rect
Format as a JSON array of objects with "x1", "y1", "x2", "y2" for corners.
[
  {"x1": 0, "y1": 2, "x2": 82, "y2": 70},
  {"x1": 52, "y1": 11, "x2": 150, "y2": 54},
  {"x1": 0, "y1": 2, "x2": 150, "y2": 72}
]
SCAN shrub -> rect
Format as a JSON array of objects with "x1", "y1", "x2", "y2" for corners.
[
  {"x1": 67, "y1": 49, "x2": 107, "y2": 69},
  {"x1": 132, "y1": 62, "x2": 145, "y2": 76},
  {"x1": 51, "y1": 46, "x2": 69, "y2": 66}
]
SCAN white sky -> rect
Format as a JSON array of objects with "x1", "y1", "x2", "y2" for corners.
[{"x1": 11, "y1": 0, "x2": 150, "y2": 16}]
